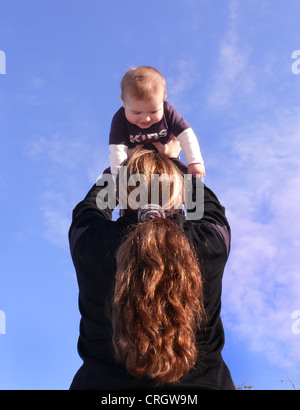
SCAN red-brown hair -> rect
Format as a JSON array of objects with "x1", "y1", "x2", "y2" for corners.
[{"x1": 112, "y1": 151, "x2": 205, "y2": 386}]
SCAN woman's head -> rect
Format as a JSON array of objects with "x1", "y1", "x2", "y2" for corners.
[
  {"x1": 113, "y1": 151, "x2": 206, "y2": 386},
  {"x1": 118, "y1": 149, "x2": 184, "y2": 215}
]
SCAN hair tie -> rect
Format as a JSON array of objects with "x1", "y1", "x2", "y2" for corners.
[{"x1": 138, "y1": 204, "x2": 166, "y2": 223}]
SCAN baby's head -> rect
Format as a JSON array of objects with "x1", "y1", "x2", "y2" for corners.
[{"x1": 120, "y1": 66, "x2": 167, "y2": 129}]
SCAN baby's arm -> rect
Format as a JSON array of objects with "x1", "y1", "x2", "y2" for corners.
[
  {"x1": 109, "y1": 144, "x2": 128, "y2": 180},
  {"x1": 177, "y1": 128, "x2": 205, "y2": 178}
]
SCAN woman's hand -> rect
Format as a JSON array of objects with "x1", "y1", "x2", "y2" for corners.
[
  {"x1": 153, "y1": 134, "x2": 182, "y2": 158},
  {"x1": 127, "y1": 145, "x2": 143, "y2": 158}
]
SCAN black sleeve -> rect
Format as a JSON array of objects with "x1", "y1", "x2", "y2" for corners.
[
  {"x1": 198, "y1": 185, "x2": 231, "y2": 255},
  {"x1": 171, "y1": 158, "x2": 229, "y2": 226},
  {"x1": 169, "y1": 157, "x2": 188, "y2": 174},
  {"x1": 69, "y1": 167, "x2": 117, "y2": 254},
  {"x1": 170, "y1": 157, "x2": 231, "y2": 254},
  {"x1": 183, "y1": 185, "x2": 231, "y2": 264}
]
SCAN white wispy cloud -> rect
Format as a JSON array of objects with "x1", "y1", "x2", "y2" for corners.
[
  {"x1": 40, "y1": 190, "x2": 71, "y2": 248},
  {"x1": 207, "y1": 0, "x2": 255, "y2": 109},
  {"x1": 218, "y1": 108, "x2": 300, "y2": 374},
  {"x1": 203, "y1": 0, "x2": 300, "y2": 376},
  {"x1": 27, "y1": 125, "x2": 109, "y2": 248},
  {"x1": 28, "y1": 132, "x2": 90, "y2": 170},
  {"x1": 165, "y1": 58, "x2": 201, "y2": 111}
]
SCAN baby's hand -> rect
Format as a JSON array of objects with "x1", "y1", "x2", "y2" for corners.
[{"x1": 188, "y1": 163, "x2": 206, "y2": 178}]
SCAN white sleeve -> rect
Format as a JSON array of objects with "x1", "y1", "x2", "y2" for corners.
[
  {"x1": 177, "y1": 128, "x2": 204, "y2": 165},
  {"x1": 109, "y1": 144, "x2": 129, "y2": 178}
]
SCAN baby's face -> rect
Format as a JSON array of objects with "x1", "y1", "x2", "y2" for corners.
[{"x1": 122, "y1": 92, "x2": 165, "y2": 129}]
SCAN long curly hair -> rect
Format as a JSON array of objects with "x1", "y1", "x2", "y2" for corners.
[{"x1": 112, "y1": 151, "x2": 205, "y2": 386}]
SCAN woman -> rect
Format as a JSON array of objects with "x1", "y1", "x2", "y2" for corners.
[{"x1": 69, "y1": 147, "x2": 234, "y2": 390}]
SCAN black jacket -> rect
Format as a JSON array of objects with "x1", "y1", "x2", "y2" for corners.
[{"x1": 69, "y1": 159, "x2": 235, "y2": 390}]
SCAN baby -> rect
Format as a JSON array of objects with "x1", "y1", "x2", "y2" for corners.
[{"x1": 109, "y1": 66, "x2": 205, "y2": 179}]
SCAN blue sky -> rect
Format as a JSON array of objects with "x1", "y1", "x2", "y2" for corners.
[{"x1": 0, "y1": 0, "x2": 300, "y2": 390}]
